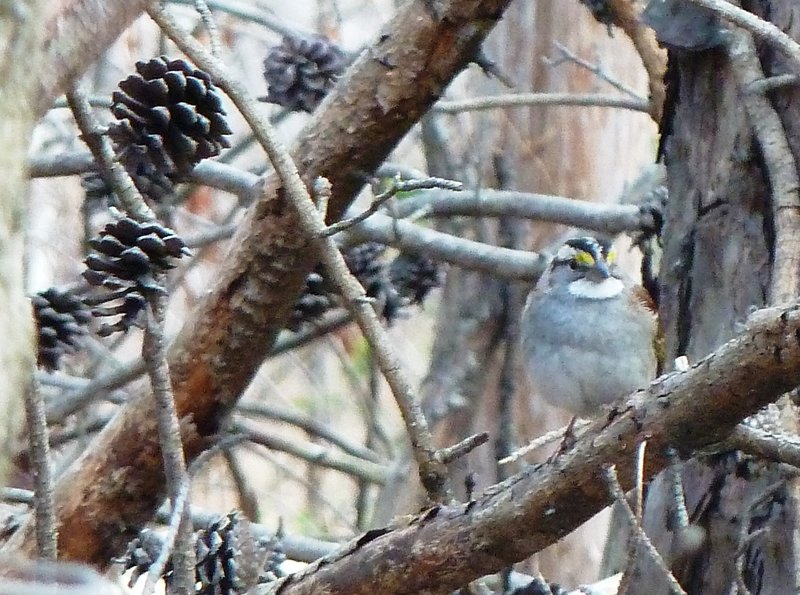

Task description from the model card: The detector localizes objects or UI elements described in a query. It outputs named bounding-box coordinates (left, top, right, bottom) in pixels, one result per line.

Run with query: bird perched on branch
left=521, top=236, right=658, bottom=418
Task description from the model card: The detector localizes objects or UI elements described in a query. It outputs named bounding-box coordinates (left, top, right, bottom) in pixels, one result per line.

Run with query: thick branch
left=255, top=303, right=800, bottom=595
left=35, top=0, right=148, bottom=117
left=6, top=0, right=517, bottom=565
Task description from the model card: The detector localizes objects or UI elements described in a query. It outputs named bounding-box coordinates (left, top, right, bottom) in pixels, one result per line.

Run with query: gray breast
left=521, top=288, right=656, bottom=416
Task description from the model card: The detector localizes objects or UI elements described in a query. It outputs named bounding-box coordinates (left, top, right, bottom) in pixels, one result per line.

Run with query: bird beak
left=591, top=259, right=611, bottom=280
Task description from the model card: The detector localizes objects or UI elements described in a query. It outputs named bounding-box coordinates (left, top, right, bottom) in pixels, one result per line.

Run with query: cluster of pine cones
left=288, top=243, right=441, bottom=331
left=36, top=48, right=442, bottom=370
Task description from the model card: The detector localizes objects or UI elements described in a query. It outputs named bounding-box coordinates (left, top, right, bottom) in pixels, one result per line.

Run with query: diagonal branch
left=252, top=303, right=800, bottom=595
left=6, top=0, right=518, bottom=565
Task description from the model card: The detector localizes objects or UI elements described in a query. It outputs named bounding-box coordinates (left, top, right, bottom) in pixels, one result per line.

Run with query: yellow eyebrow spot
left=606, top=249, right=617, bottom=264
left=573, top=251, right=595, bottom=266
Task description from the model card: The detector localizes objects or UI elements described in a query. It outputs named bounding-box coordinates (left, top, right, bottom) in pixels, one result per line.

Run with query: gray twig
left=236, top=402, right=383, bottom=463
left=193, top=0, right=222, bottom=57
left=545, top=41, right=644, bottom=101
left=231, top=419, right=388, bottom=484
left=23, top=375, right=57, bottom=559
left=142, top=291, right=195, bottom=595
left=64, top=85, right=155, bottom=222
left=687, top=0, right=800, bottom=70
left=322, top=176, right=464, bottom=237
left=726, top=27, right=800, bottom=304
left=604, top=465, right=687, bottom=595
left=437, top=432, right=490, bottom=465
left=434, top=92, right=651, bottom=114
left=143, top=477, right=191, bottom=595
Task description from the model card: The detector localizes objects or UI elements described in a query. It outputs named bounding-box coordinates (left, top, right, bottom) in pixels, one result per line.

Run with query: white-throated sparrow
left=521, top=236, right=658, bottom=417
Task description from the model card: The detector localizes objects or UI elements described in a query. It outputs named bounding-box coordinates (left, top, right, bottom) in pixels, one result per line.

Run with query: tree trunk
left=631, top=2, right=800, bottom=593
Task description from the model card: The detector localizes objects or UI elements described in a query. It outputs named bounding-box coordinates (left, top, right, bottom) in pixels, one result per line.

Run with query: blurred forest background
left=3, top=1, right=800, bottom=594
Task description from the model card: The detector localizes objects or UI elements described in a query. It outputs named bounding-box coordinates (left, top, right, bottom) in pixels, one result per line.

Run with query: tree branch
left=7, top=0, right=518, bottom=564
left=251, top=303, right=800, bottom=595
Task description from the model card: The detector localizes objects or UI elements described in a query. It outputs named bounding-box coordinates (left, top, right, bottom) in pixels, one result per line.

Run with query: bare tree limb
left=726, top=27, right=800, bottom=304
left=433, top=92, right=651, bottom=114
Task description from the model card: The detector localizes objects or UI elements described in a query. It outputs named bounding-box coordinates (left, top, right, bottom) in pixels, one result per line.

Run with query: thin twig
left=23, top=376, right=57, bottom=559
left=169, top=0, right=312, bottom=38
left=433, top=92, right=650, bottom=114
left=231, top=419, right=388, bottom=484
left=322, top=176, right=463, bottom=237
left=64, top=85, right=155, bottom=222
left=726, top=27, right=800, bottom=304
left=387, top=188, right=657, bottom=233
left=142, top=477, right=191, bottom=595
left=665, top=447, right=689, bottom=530
left=436, top=432, right=490, bottom=465
left=193, top=0, right=222, bottom=57
left=346, top=212, right=546, bottom=282
left=142, top=291, right=195, bottom=595
left=498, top=420, right=590, bottom=465
left=147, top=3, right=450, bottom=502
left=187, top=433, right=248, bottom=476
left=729, top=424, right=800, bottom=470
left=544, top=41, right=644, bottom=101
left=237, top=402, right=383, bottom=463
left=604, top=465, right=687, bottom=595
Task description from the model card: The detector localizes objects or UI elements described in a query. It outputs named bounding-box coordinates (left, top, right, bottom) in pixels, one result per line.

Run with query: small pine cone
left=32, top=288, right=91, bottom=370
left=109, top=56, right=232, bottom=198
left=120, top=530, right=163, bottom=588
left=83, top=217, right=189, bottom=335
left=196, top=512, right=267, bottom=595
left=286, top=271, right=335, bottom=332
left=262, top=35, right=346, bottom=112
left=343, top=242, right=387, bottom=298
left=389, top=253, right=442, bottom=305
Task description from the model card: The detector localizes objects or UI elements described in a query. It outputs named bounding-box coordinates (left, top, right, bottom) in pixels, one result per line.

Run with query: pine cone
left=32, top=288, right=91, bottom=370
left=109, top=56, right=232, bottom=200
left=287, top=243, right=390, bottom=330
left=195, top=512, right=271, bottom=595
left=343, top=242, right=387, bottom=298
left=389, top=253, right=441, bottom=305
left=121, top=529, right=162, bottom=588
left=83, top=217, right=189, bottom=335
left=262, top=35, right=346, bottom=112
left=121, top=513, right=281, bottom=594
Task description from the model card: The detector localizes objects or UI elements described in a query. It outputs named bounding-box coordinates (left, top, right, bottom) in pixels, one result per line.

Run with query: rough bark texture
left=5, top=0, right=516, bottom=565
left=37, top=0, right=149, bottom=117
left=253, top=303, right=800, bottom=595
left=631, top=2, right=800, bottom=593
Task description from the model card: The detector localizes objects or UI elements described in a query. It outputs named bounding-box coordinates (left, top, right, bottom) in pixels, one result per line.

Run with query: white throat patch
left=568, top=277, right=624, bottom=299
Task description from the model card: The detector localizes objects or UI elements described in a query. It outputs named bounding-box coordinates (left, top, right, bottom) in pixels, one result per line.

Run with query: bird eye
left=569, top=260, right=578, bottom=270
